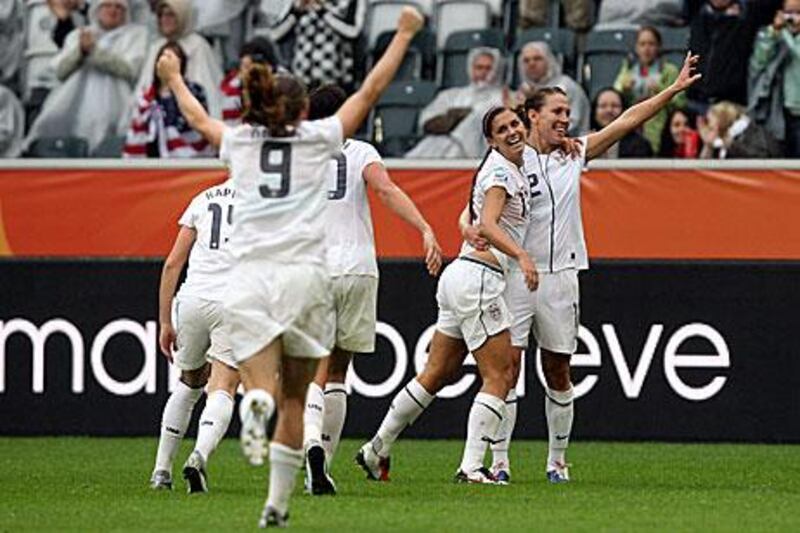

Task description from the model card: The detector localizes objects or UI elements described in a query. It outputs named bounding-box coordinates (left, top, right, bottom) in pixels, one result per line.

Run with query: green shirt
left=751, top=27, right=800, bottom=114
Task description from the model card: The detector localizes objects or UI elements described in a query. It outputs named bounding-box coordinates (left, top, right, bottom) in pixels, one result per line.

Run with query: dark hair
left=590, top=87, right=625, bottom=130
left=481, top=106, right=507, bottom=139
left=468, top=149, right=493, bottom=223
left=239, top=36, right=281, bottom=67
left=242, top=65, right=307, bottom=137
left=658, top=108, right=694, bottom=157
left=637, top=25, right=662, bottom=46
left=153, top=41, right=187, bottom=91
left=308, top=84, right=348, bottom=120
left=523, top=86, right=568, bottom=115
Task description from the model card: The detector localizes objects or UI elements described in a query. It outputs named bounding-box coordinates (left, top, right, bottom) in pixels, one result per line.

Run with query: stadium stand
left=368, top=80, right=437, bottom=156
left=372, top=28, right=437, bottom=81
left=581, top=29, right=638, bottom=98
left=433, top=0, right=492, bottom=48
left=26, top=136, right=88, bottom=158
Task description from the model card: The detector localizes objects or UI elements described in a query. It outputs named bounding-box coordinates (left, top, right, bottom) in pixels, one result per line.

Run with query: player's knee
left=181, top=365, right=209, bottom=388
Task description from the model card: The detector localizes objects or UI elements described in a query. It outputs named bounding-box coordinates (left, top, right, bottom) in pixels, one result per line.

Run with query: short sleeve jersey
left=219, top=117, right=343, bottom=264
left=324, top=139, right=383, bottom=278
left=176, top=181, right=236, bottom=301
left=521, top=138, right=589, bottom=273
left=460, top=149, right=530, bottom=272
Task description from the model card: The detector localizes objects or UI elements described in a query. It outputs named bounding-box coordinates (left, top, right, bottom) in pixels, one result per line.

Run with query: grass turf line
left=1, top=438, right=799, bottom=532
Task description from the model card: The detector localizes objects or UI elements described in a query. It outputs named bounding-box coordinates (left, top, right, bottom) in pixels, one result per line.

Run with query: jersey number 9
left=259, top=142, right=291, bottom=198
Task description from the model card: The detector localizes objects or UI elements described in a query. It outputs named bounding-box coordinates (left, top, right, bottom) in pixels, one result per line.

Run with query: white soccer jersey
left=459, top=149, right=530, bottom=272
left=324, top=138, right=383, bottom=278
left=521, top=139, right=589, bottom=273
left=176, top=180, right=236, bottom=301
left=219, top=117, right=343, bottom=264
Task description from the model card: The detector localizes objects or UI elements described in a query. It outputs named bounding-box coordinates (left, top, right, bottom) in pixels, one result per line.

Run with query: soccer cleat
left=258, top=504, right=288, bottom=529
left=240, top=396, right=269, bottom=466
left=304, top=445, right=336, bottom=495
left=149, top=469, right=173, bottom=490
left=491, top=462, right=511, bottom=485
left=546, top=461, right=570, bottom=484
left=182, top=450, right=208, bottom=494
left=454, top=467, right=498, bottom=484
left=355, top=443, right=390, bottom=481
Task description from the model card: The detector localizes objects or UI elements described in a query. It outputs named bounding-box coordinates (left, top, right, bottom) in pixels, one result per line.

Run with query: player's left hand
left=672, top=52, right=702, bottom=92
left=156, top=49, right=181, bottom=85
left=423, top=229, right=443, bottom=276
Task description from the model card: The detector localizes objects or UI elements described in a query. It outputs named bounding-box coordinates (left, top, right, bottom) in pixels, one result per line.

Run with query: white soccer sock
left=459, top=392, right=506, bottom=473
left=321, top=382, right=348, bottom=465
left=491, top=389, right=518, bottom=470
left=371, top=378, right=434, bottom=458
left=545, top=385, right=574, bottom=469
left=239, top=388, right=276, bottom=426
left=154, top=381, right=203, bottom=473
left=265, top=443, right=304, bottom=516
left=302, top=382, right=325, bottom=451
left=194, top=390, right=234, bottom=462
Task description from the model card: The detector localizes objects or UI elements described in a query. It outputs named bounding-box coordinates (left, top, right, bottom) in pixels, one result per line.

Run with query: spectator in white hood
left=406, top=47, right=505, bottom=158
left=25, top=0, right=148, bottom=153
left=129, top=0, right=223, bottom=121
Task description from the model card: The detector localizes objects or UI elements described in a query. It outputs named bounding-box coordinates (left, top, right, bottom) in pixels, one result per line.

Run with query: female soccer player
left=504, top=52, right=701, bottom=484
left=357, top=105, right=539, bottom=484
left=157, top=6, right=425, bottom=527
left=150, top=179, right=239, bottom=494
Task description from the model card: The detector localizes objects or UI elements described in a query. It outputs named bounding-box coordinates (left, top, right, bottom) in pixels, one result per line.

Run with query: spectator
left=1, top=0, right=24, bottom=87
left=658, top=108, right=701, bottom=157
left=515, top=41, right=590, bottom=136
left=131, top=0, right=223, bottom=120
left=750, top=0, right=800, bottom=157
left=48, top=0, right=90, bottom=49
left=688, top=0, right=759, bottom=111
left=590, top=88, right=654, bottom=158
left=24, top=0, right=148, bottom=154
left=595, top=0, right=684, bottom=29
left=519, top=0, right=592, bottom=31
left=0, top=85, right=24, bottom=157
left=220, top=37, right=283, bottom=127
left=614, top=26, right=686, bottom=152
left=406, top=47, right=504, bottom=158
left=123, top=42, right=213, bottom=158
left=698, top=101, right=783, bottom=157
left=193, top=0, right=251, bottom=68
left=269, top=0, right=366, bottom=92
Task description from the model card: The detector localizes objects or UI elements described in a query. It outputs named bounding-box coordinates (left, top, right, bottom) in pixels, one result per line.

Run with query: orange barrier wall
left=2, top=166, right=800, bottom=259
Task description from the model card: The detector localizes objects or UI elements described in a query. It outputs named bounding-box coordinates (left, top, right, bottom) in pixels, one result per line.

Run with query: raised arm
left=158, top=226, right=196, bottom=360
left=585, top=52, right=701, bottom=161
left=157, top=49, right=225, bottom=148
left=479, top=188, right=538, bottom=290
left=336, top=7, right=423, bottom=138
left=363, top=162, right=442, bottom=275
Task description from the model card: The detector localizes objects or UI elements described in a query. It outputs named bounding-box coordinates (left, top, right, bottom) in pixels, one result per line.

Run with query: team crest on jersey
left=492, top=168, right=508, bottom=182
left=487, top=302, right=502, bottom=322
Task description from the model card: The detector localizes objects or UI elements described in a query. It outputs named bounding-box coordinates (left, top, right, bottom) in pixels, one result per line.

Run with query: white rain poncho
left=406, top=47, right=504, bottom=159
left=25, top=0, right=148, bottom=153
left=0, top=85, right=24, bottom=157
left=516, top=41, right=590, bottom=136
left=594, top=0, right=683, bottom=30
left=130, top=0, right=223, bottom=121
left=0, top=0, right=24, bottom=86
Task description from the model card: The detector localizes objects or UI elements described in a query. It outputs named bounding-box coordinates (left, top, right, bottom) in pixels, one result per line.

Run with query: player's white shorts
left=331, top=275, right=378, bottom=354
left=172, top=295, right=236, bottom=370
left=507, top=268, right=579, bottom=353
left=435, top=257, right=512, bottom=352
left=224, top=259, right=334, bottom=362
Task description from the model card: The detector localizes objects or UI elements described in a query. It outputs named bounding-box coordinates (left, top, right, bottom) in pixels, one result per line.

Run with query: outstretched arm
left=586, top=52, right=701, bottom=161
left=157, top=50, right=225, bottom=148
left=336, top=7, right=423, bottom=138
left=364, top=162, right=442, bottom=275
left=158, top=226, right=195, bottom=361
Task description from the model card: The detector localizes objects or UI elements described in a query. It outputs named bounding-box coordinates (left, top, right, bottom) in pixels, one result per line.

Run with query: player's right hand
left=397, top=6, right=424, bottom=37
left=156, top=49, right=181, bottom=84
left=159, top=323, right=177, bottom=362
left=423, top=229, right=443, bottom=276
left=463, top=224, right=489, bottom=251
left=518, top=253, right=539, bottom=291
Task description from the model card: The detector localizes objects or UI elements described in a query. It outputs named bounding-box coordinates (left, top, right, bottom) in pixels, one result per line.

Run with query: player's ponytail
left=242, top=64, right=308, bottom=137
left=468, top=148, right=493, bottom=224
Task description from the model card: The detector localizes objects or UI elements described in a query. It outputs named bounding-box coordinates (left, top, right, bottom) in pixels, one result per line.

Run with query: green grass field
left=1, top=438, right=799, bottom=532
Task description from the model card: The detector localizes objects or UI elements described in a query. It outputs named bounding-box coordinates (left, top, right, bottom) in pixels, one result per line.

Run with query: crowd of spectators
left=0, top=0, right=798, bottom=159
